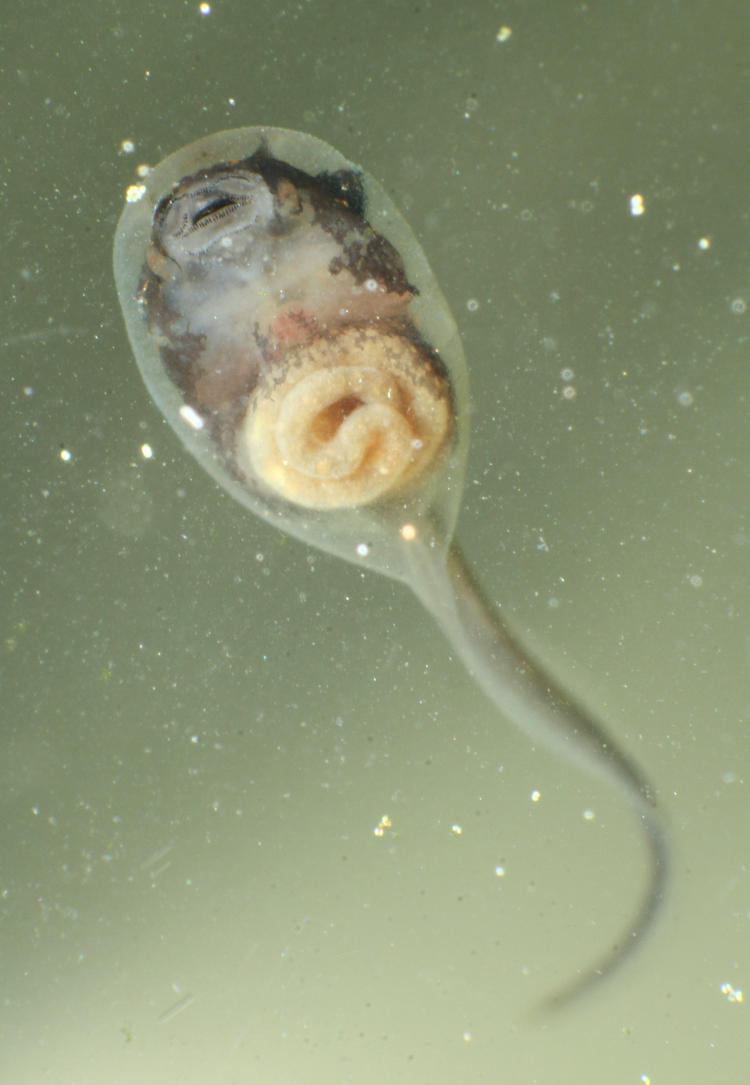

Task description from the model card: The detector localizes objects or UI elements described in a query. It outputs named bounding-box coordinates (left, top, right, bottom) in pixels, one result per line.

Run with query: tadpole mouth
left=191, top=194, right=241, bottom=230
left=155, top=171, right=275, bottom=259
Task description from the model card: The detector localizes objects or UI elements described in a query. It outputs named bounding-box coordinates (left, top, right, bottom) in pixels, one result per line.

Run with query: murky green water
left=3, top=2, right=749, bottom=1082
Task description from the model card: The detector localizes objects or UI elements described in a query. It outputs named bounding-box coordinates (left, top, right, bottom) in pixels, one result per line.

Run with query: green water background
left=2, top=1, right=749, bottom=1082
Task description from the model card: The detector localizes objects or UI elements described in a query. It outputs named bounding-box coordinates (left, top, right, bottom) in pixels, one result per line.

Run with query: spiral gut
left=237, top=325, right=451, bottom=509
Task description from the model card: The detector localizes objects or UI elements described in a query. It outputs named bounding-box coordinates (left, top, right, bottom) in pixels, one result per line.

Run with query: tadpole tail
left=527, top=805, right=669, bottom=1019
left=404, top=534, right=670, bottom=1015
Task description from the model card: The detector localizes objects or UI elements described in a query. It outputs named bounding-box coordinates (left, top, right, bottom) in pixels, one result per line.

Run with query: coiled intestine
left=237, top=325, right=451, bottom=509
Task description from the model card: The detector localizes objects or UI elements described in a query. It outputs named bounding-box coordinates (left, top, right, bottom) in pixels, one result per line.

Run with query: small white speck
left=495, top=865, right=505, bottom=877
left=179, top=404, right=205, bottom=430
left=199, top=2, right=211, bottom=14
left=125, top=182, right=147, bottom=204
left=720, top=982, right=743, bottom=1003
left=496, top=26, right=512, bottom=42
left=59, top=448, right=72, bottom=462
left=140, top=443, right=153, bottom=459
left=530, top=790, right=541, bottom=803
left=582, top=808, right=595, bottom=822
left=697, top=237, right=711, bottom=250
left=120, top=139, right=135, bottom=154
left=629, top=193, right=645, bottom=217
left=24, top=386, right=34, bottom=396
left=364, top=278, right=378, bottom=293
left=356, top=542, right=370, bottom=557
left=451, top=824, right=462, bottom=836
